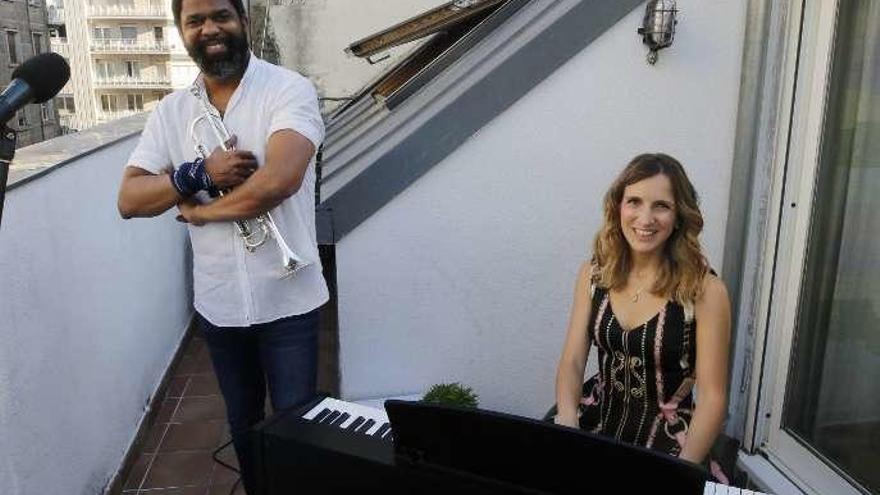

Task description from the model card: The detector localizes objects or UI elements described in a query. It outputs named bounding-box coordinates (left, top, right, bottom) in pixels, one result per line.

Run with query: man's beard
left=187, top=30, right=250, bottom=80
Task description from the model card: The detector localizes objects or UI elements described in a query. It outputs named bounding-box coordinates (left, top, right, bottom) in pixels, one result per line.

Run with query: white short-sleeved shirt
left=128, top=55, right=328, bottom=327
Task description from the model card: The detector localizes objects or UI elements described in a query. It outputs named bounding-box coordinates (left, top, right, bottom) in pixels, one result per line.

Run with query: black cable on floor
left=212, top=439, right=242, bottom=495
left=228, top=477, right=242, bottom=495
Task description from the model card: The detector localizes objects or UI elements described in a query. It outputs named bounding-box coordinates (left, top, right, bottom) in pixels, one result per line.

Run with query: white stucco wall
left=336, top=2, right=746, bottom=417
left=0, top=122, right=192, bottom=494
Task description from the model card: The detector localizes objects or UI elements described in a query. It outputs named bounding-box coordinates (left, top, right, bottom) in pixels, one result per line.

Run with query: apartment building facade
left=1, top=0, right=62, bottom=147
left=48, top=0, right=198, bottom=132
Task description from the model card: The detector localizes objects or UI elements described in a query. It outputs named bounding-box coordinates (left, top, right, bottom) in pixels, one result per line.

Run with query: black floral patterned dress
left=578, top=284, right=698, bottom=458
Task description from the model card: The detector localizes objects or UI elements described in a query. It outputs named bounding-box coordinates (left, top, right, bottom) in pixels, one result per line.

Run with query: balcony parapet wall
left=2, top=113, right=192, bottom=494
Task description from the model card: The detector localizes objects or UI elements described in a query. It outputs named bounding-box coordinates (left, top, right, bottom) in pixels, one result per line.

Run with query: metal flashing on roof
left=347, top=0, right=508, bottom=59
left=324, top=0, right=527, bottom=157
left=384, top=0, right=530, bottom=110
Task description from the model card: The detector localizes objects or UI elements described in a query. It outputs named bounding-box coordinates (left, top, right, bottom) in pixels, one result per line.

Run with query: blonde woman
left=555, top=153, right=731, bottom=476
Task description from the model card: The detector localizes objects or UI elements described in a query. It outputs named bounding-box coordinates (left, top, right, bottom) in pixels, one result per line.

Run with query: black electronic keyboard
left=301, top=397, right=394, bottom=441
left=254, top=397, right=768, bottom=495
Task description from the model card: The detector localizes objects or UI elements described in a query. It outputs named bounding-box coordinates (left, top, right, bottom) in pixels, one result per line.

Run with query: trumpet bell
left=280, top=256, right=311, bottom=279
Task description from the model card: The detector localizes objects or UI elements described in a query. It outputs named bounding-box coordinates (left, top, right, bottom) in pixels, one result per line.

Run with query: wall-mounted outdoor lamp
left=637, top=0, right=678, bottom=65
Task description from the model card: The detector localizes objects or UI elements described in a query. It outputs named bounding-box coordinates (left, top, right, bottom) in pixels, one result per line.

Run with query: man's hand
left=176, top=199, right=205, bottom=226
left=203, top=135, right=258, bottom=189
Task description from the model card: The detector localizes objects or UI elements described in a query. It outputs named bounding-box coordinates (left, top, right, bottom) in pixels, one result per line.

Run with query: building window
left=41, top=102, right=53, bottom=122
left=32, top=32, right=42, bottom=55
left=126, top=94, right=144, bottom=111
left=100, top=94, right=117, bottom=113
left=17, top=110, right=28, bottom=128
left=93, top=27, right=111, bottom=39
left=124, top=60, right=140, bottom=78
left=153, top=26, right=163, bottom=42
left=6, top=31, right=18, bottom=65
left=120, top=26, right=137, bottom=41
left=94, top=59, right=112, bottom=79
left=55, top=95, right=75, bottom=113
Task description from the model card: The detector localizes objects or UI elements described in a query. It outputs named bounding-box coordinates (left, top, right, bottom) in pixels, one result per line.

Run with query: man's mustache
left=196, top=37, right=229, bottom=50
left=186, top=29, right=248, bottom=79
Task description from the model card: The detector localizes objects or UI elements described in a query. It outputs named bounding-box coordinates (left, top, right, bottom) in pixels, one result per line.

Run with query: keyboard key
left=338, top=413, right=357, bottom=429
left=357, top=419, right=376, bottom=434
left=312, top=408, right=332, bottom=423
left=331, top=412, right=351, bottom=427
left=322, top=410, right=341, bottom=424
left=364, top=421, right=383, bottom=435
left=346, top=417, right=366, bottom=431
left=373, top=423, right=390, bottom=438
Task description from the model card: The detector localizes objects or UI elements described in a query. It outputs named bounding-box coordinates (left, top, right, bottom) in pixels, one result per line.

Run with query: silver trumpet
left=187, top=84, right=310, bottom=278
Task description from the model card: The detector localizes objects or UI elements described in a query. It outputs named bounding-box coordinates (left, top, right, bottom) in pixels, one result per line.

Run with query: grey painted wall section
left=720, top=0, right=790, bottom=440
left=322, top=0, right=644, bottom=241
left=0, top=124, right=192, bottom=494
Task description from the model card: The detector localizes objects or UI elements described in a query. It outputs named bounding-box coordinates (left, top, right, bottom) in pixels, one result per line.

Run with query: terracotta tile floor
left=110, top=334, right=245, bottom=495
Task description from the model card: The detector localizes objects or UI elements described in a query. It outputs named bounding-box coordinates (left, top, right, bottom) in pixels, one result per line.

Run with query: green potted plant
left=422, top=382, right=479, bottom=408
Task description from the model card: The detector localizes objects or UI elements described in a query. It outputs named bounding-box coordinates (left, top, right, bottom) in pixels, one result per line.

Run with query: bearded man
left=117, top=0, right=326, bottom=491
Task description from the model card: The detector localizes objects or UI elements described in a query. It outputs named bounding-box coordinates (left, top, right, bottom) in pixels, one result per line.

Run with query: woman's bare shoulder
left=696, top=272, right=730, bottom=312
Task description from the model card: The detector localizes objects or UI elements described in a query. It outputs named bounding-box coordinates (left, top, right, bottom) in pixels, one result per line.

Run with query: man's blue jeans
left=198, top=309, right=320, bottom=495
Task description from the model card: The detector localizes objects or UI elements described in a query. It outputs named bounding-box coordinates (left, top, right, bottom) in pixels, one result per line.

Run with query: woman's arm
left=679, top=275, right=731, bottom=463
left=554, top=261, right=594, bottom=427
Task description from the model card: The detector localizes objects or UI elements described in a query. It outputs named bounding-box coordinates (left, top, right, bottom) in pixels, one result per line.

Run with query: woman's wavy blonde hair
left=592, top=153, right=709, bottom=303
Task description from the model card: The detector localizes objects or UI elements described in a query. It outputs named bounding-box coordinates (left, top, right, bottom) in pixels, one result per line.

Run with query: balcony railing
left=93, top=76, right=171, bottom=89
left=47, top=6, right=65, bottom=24
left=91, top=38, right=169, bottom=53
left=97, top=109, right=146, bottom=122
left=49, top=37, right=69, bottom=58
left=87, top=5, right=167, bottom=18
left=58, top=114, right=75, bottom=130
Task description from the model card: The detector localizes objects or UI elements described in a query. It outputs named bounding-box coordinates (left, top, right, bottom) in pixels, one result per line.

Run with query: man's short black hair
left=172, top=0, right=247, bottom=27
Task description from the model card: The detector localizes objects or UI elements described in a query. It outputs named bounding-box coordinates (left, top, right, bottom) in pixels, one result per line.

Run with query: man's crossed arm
left=118, top=130, right=314, bottom=223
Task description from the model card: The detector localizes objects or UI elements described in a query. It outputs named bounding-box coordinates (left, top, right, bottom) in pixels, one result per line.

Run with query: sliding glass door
left=757, top=1, right=880, bottom=494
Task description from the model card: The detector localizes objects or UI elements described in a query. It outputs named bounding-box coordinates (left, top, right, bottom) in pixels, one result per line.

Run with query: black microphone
left=0, top=52, right=70, bottom=125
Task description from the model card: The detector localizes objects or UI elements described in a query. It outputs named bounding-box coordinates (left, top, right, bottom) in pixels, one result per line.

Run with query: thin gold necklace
left=630, top=274, right=655, bottom=302
left=631, top=285, right=647, bottom=302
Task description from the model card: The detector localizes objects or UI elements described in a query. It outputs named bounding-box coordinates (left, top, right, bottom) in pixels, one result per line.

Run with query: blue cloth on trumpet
left=170, top=157, right=214, bottom=197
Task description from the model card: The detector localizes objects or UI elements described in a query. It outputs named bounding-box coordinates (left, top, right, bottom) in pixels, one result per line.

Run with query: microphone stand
left=0, top=124, right=16, bottom=229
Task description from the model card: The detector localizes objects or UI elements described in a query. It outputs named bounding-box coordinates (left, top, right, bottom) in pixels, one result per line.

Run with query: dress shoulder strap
left=682, top=300, right=695, bottom=324
left=681, top=268, right=718, bottom=324
left=682, top=267, right=718, bottom=323
left=588, top=260, right=600, bottom=299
